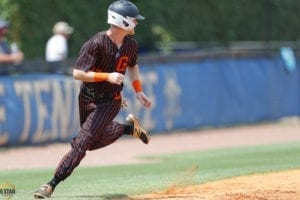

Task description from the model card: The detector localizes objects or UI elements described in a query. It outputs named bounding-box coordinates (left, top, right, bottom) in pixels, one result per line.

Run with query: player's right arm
left=73, top=35, right=124, bottom=85
left=73, top=69, right=124, bottom=85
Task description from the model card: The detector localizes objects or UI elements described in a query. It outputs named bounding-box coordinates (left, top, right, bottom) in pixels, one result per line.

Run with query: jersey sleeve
left=75, top=38, right=100, bottom=72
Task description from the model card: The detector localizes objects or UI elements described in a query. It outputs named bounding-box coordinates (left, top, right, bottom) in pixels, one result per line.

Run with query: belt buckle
left=86, top=89, right=97, bottom=98
left=87, top=89, right=105, bottom=99
left=85, top=88, right=117, bottom=99
left=86, top=89, right=94, bottom=97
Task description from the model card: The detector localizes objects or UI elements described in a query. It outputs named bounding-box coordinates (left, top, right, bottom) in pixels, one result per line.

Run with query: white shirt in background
left=45, top=34, right=67, bottom=62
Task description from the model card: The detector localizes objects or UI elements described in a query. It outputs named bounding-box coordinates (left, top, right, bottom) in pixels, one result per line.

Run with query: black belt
left=81, top=87, right=120, bottom=100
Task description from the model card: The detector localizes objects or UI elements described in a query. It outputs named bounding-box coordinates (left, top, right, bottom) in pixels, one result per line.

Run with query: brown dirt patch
left=137, top=169, right=300, bottom=200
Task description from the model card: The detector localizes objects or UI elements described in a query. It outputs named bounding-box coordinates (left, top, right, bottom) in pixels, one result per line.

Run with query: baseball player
left=34, top=0, right=151, bottom=198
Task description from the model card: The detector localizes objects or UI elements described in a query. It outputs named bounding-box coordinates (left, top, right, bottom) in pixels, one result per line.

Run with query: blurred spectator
left=0, top=18, right=24, bottom=75
left=45, top=21, right=73, bottom=74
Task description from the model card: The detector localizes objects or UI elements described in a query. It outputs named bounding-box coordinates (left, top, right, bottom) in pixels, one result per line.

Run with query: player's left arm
left=127, top=64, right=151, bottom=109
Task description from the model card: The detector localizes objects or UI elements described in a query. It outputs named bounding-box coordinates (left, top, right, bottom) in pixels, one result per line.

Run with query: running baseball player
left=34, top=0, right=151, bottom=198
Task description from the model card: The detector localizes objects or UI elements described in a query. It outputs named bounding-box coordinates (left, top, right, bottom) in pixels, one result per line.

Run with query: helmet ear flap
left=107, top=10, right=136, bottom=31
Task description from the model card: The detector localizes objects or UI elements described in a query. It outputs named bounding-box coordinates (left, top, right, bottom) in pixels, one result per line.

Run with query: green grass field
left=1, top=141, right=300, bottom=200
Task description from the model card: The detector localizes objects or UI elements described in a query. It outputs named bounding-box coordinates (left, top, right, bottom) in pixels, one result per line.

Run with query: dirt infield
left=138, top=169, right=300, bottom=200
left=1, top=119, right=300, bottom=199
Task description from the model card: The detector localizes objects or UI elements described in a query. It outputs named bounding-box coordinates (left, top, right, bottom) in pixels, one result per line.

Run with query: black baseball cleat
left=126, top=114, right=150, bottom=144
left=33, top=184, right=53, bottom=199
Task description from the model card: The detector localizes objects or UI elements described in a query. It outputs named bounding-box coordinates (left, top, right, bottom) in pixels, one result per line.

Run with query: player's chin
left=128, top=29, right=135, bottom=35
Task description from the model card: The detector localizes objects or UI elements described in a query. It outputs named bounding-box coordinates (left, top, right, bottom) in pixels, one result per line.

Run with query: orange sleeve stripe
left=93, top=72, right=109, bottom=82
left=132, top=80, right=143, bottom=93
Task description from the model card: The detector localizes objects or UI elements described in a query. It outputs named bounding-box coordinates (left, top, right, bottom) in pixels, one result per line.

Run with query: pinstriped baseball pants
left=54, top=92, right=124, bottom=180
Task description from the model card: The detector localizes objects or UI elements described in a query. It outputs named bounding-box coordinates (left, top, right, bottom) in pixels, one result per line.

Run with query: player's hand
left=108, top=72, right=124, bottom=85
left=136, top=92, right=151, bottom=109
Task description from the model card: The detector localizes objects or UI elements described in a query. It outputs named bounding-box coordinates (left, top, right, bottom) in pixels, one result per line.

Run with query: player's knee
left=71, top=139, right=88, bottom=153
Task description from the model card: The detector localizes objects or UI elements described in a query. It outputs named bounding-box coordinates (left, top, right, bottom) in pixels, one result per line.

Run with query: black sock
left=124, top=124, right=133, bottom=135
left=47, top=177, right=61, bottom=189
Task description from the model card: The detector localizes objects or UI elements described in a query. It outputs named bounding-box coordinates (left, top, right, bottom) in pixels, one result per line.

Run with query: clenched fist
left=108, top=72, right=124, bottom=85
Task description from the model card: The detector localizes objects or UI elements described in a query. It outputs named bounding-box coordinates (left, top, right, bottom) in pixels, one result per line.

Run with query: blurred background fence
left=0, top=47, right=299, bottom=146
left=0, top=0, right=300, bottom=146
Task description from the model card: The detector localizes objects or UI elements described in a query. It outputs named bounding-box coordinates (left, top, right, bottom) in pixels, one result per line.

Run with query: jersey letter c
left=116, top=56, right=129, bottom=72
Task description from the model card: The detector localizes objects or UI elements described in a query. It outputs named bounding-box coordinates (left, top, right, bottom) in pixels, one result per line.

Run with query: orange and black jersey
left=75, top=31, right=138, bottom=93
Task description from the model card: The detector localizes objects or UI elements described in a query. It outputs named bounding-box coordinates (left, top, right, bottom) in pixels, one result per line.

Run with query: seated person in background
left=45, top=21, right=73, bottom=74
left=0, top=18, right=24, bottom=75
